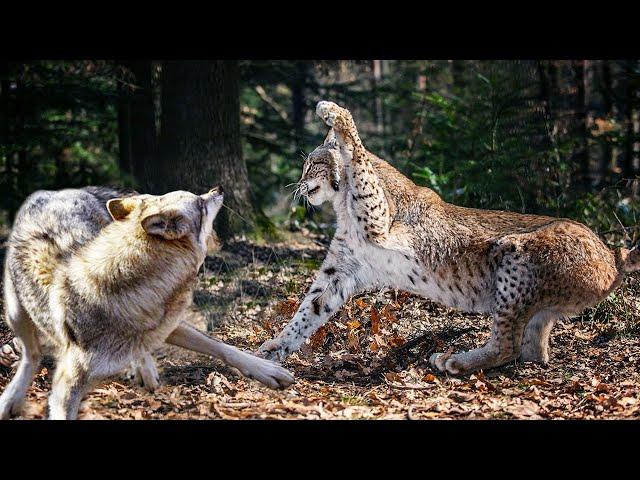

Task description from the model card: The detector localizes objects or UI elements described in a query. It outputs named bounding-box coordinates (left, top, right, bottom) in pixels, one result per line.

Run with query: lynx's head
left=297, top=130, right=343, bottom=206
left=105, top=187, right=224, bottom=257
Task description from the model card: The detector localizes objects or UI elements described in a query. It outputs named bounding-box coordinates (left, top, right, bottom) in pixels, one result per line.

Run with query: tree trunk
left=158, top=60, right=270, bottom=239
left=291, top=61, right=308, bottom=145
left=599, top=60, right=613, bottom=184
left=572, top=60, right=590, bottom=190
left=623, top=60, right=637, bottom=179
left=117, top=80, right=132, bottom=176
left=0, top=64, right=11, bottom=213
left=122, top=61, right=157, bottom=192
left=372, top=60, right=385, bottom=134
left=451, top=60, right=465, bottom=92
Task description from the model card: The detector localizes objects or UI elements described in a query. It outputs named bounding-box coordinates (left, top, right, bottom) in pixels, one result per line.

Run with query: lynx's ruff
left=1, top=186, right=293, bottom=420
left=258, top=101, right=640, bottom=375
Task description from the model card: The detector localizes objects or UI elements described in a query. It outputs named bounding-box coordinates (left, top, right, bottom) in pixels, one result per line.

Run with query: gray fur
left=1, top=186, right=293, bottom=419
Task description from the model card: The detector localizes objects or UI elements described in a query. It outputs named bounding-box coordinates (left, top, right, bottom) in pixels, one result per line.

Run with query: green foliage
left=1, top=61, right=127, bottom=221
left=2, top=60, right=639, bottom=246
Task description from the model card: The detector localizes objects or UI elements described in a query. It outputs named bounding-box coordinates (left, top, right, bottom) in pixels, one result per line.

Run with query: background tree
left=156, top=60, right=271, bottom=239
left=1, top=59, right=639, bottom=246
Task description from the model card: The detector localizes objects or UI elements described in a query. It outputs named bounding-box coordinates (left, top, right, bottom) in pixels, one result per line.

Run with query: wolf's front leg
left=166, top=323, right=295, bottom=389
left=258, top=247, right=364, bottom=362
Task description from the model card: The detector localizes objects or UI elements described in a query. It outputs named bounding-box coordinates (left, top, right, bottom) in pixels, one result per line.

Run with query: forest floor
left=1, top=230, right=640, bottom=420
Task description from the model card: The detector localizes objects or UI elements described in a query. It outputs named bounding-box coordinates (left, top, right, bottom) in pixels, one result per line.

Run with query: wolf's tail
left=616, top=246, right=640, bottom=273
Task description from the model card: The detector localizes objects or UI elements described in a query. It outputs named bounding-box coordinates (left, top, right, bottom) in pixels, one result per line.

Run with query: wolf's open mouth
left=307, top=186, right=320, bottom=196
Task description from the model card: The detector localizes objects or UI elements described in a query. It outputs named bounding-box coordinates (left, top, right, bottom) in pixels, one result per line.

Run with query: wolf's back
left=7, top=187, right=135, bottom=304
left=10, top=188, right=126, bottom=252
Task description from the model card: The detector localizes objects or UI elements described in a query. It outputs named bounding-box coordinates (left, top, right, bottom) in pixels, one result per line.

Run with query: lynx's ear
left=141, top=210, right=190, bottom=240
left=106, top=197, right=140, bottom=221
left=323, top=128, right=339, bottom=149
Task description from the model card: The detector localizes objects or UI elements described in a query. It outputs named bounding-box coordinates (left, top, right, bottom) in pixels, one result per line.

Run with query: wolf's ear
left=141, top=211, right=190, bottom=240
left=106, top=197, right=139, bottom=221
left=323, top=128, right=339, bottom=149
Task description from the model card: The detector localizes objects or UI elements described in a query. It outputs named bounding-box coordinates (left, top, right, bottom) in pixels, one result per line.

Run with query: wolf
left=1, top=186, right=293, bottom=419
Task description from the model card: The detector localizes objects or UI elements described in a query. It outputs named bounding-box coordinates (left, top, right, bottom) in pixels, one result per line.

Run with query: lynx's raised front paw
left=316, top=101, right=351, bottom=129
left=429, top=352, right=464, bottom=376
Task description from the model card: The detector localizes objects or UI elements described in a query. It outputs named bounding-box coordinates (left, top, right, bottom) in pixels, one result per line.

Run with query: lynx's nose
left=209, top=186, right=224, bottom=195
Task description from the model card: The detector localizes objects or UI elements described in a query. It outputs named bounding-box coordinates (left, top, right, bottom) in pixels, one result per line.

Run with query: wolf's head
left=105, top=187, right=224, bottom=257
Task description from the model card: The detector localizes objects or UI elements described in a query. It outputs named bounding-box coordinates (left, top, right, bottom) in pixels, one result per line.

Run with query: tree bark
left=122, top=61, right=157, bottom=192
left=157, top=60, right=269, bottom=239
left=599, top=60, right=613, bottom=184
left=622, top=60, right=637, bottom=178
left=291, top=61, right=308, bottom=145
left=372, top=60, right=385, bottom=134
left=572, top=60, right=590, bottom=190
left=117, top=80, right=132, bottom=176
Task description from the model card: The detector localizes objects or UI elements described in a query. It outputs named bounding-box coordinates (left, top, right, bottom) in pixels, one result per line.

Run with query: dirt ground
left=1, top=232, right=639, bottom=420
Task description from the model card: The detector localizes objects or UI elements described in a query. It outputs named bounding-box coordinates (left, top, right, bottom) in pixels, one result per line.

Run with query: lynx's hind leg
left=0, top=271, right=42, bottom=419
left=430, top=308, right=528, bottom=375
left=520, top=310, right=557, bottom=364
left=430, top=246, right=534, bottom=375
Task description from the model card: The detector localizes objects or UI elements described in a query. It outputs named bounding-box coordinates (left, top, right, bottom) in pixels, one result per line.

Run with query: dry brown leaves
left=1, top=235, right=639, bottom=420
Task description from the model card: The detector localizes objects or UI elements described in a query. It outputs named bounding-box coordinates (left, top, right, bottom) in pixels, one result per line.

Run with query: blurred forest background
left=1, top=60, right=639, bottom=245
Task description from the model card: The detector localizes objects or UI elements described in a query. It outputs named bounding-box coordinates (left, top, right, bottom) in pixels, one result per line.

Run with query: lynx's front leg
left=258, top=243, right=365, bottom=362
left=316, top=101, right=392, bottom=245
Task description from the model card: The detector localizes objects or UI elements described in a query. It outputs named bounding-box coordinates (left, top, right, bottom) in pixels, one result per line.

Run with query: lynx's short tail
left=616, top=246, right=640, bottom=273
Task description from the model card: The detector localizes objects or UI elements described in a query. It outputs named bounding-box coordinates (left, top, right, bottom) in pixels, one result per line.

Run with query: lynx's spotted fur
left=258, top=100, right=640, bottom=375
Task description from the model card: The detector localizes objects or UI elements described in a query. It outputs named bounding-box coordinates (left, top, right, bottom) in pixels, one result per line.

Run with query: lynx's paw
left=256, top=338, right=289, bottom=363
left=316, top=101, right=352, bottom=130
left=429, top=352, right=464, bottom=376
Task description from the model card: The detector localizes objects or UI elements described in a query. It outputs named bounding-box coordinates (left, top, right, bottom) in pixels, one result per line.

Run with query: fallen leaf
left=370, top=306, right=381, bottom=334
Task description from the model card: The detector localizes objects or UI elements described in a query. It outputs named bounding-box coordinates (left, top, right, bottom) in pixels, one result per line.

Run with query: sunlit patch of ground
left=1, top=233, right=639, bottom=419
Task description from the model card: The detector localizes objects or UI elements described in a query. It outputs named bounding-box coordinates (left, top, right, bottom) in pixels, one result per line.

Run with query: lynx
left=258, top=100, right=640, bottom=376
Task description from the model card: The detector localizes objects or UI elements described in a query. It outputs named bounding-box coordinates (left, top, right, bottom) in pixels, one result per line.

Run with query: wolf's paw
left=0, top=338, right=21, bottom=369
left=240, top=355, right=295, bottom=390
left=124, top=355, right=160, bottom=392
left=0, top=392, right=24, bottom=419
left=429, top=352, right=464, bottom=376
